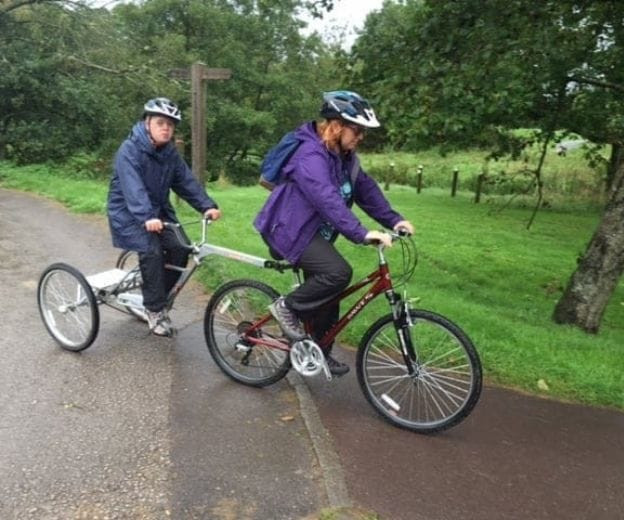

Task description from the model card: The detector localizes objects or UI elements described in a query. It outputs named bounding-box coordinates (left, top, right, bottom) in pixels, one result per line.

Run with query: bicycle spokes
left=357, top=310, right=482, bottom=433
left=204, top=280, right=291, bottom=387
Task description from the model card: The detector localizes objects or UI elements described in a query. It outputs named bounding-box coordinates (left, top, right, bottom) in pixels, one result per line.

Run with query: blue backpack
left=259, top=131, right=361, bottom=191
left=259, top=132, right=301, bottom=191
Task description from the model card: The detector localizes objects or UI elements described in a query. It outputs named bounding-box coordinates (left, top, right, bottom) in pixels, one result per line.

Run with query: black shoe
left=268, top=297, right=305, bottom=340
left=326, top=354, right=350, bottom=376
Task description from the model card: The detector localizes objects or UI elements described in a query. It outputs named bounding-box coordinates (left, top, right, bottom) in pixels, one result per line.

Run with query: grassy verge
left=2, top=161, right=622, bottom=410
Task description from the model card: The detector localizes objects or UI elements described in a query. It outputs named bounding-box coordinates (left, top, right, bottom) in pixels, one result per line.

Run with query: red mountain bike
left=204, top=232, right=482, bottom=433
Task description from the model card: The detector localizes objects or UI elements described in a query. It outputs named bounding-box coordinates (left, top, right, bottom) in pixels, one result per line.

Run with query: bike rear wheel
left=115, top=250, right=146, bottom=321
left=357, top=309, right=482, bottom=433
left=37, top=262, right=99, bottom=351
left=204, top=279, right=290, bottom=387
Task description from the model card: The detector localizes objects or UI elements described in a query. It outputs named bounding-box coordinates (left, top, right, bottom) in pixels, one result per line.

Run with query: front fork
left=385, top=290, right=418, bottom=375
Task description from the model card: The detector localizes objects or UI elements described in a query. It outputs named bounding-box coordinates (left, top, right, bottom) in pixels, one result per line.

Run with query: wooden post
left=191, top=63, right=207, bottom=184
left=417, top=164, right=423, bottom=194
left=451, top=167, right=459, bottom=197
left=475, top=173, right=485, bottom=203
left=169, top=63, right=232, bottom=184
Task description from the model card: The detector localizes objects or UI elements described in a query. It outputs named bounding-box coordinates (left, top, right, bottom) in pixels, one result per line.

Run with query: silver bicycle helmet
left=320, top=90, right=380, bottom=128
left=143, top=97, right=182, bottom=123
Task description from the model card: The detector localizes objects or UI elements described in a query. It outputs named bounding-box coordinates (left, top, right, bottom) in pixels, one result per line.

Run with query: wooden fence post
left=451, top=167, right=459, bottom=197
left=475, top=173, right=485, bottom=203
left=417, top=164, right=423, bottom=193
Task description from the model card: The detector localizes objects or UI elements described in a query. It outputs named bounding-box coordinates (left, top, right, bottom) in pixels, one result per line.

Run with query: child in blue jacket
left=108, top=97, right=221, bottom=336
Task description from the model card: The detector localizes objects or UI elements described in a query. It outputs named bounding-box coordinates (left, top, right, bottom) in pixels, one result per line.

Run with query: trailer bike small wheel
left=204, top=279, right=291, bottom=387
left=115, top=250, right=146, bottom=321
left=357, top=309, right=482, bottom=433
left=37, top=262, right=100, bottom=352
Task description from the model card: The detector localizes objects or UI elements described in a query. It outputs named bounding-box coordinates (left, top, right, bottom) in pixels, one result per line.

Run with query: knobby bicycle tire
left=37, top=262, right=100, bottom=352
left=204, top=279, right=291, bottom=387
left=357, top=309, right=482, bottom=433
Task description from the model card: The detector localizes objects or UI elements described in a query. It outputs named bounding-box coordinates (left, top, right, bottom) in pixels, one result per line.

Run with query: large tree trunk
left=606, top=143, right=623, bottom=193
left=553, top=161, right=624, bottom=332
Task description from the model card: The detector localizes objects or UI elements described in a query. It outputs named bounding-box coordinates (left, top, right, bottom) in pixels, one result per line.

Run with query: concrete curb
left=287, top=372, right=352, bottom=509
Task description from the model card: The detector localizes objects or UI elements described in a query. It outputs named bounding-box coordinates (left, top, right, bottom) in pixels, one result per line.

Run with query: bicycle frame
left=161, top=220, right=273, bottom=308
left=309, top=258, right=395, bottom=350
left=240, top=238, right=418, bottom=373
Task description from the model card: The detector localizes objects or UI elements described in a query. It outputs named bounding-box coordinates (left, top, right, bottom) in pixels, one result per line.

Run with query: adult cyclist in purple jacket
left=254, top=91, right=414, bottom=375
left=108, top=97, right=221, bottom=337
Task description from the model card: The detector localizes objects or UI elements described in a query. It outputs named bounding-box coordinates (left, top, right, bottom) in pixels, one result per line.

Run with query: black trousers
left=285, top=234, right=353, bottom=346
left=138, top=226, right=190, bottom=312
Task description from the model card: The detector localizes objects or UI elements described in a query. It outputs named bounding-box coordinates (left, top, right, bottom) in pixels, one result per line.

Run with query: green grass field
left=1, top=159, right=622, bottom=410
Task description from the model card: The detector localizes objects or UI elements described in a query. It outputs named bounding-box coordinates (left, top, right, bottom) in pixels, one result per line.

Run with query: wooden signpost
left=169, top=63, right=232, bottom=183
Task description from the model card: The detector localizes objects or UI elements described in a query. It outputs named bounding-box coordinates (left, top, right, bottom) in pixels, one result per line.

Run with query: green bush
left=225, top=158, right=261, bottom=186
left=62, top=152, right=111, bottom=180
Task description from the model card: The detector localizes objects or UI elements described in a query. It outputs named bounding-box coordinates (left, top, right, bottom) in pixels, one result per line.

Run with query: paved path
left=307, top=347, right=624, bottom=520
left=0, top=189, right=323, bottom=519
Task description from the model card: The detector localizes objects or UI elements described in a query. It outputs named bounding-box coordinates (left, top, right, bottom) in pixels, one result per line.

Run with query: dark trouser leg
left=161, top=225, right=190, bottom=294
left=139, top=226, right=190, bottom=312
left=285, top=235, right=352, bottom=346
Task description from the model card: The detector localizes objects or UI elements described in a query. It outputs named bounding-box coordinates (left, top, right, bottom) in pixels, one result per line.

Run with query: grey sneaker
left=146, top=310, right=173, bottom=337
left=268, top=297, right=305, bottom=340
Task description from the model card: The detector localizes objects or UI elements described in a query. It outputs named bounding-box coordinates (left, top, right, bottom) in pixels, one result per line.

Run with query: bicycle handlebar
left=363, top=229, right=412, bottom=247
left=163, top=220, right=202, bottom=251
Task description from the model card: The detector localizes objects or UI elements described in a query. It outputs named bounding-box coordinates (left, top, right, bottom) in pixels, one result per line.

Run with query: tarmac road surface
left=0, top=189, right=323, bottom=519
left=307, top=347, right=624, bottom=520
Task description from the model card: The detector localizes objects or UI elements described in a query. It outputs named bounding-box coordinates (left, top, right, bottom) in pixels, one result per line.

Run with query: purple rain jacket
left=254, top=121, right=404, bottom=264
left=107, top=121, right=217, bottom=252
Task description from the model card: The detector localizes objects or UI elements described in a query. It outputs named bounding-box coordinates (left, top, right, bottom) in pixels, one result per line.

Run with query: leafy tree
left=349, top=0, right=624, bottom=332
left=0, top=0, right=336, bottom=176
left=0, top=1, right=139, bottom=163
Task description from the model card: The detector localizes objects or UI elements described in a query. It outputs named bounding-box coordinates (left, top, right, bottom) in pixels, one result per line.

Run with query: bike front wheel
left=357, top=309, right=482, bottom=433
left=204, top=279, right=291, bottom=387
left=37, top=262, right=100, bottom=351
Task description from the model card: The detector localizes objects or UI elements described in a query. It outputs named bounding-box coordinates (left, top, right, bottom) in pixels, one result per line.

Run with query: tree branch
left=0, top=0, right=58, bottom=16
left=567, top=75, right=624, bottom=94
left=65, top=54, right=129, bottom=74
left=0, top=0, right=90, bottom=16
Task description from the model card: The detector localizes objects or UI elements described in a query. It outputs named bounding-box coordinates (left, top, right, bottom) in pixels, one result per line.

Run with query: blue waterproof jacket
left=107, top=122, right=217, bottom=252
left=254, top=122, right=404, bottom=264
